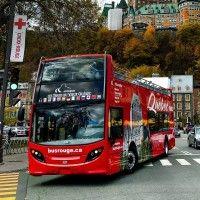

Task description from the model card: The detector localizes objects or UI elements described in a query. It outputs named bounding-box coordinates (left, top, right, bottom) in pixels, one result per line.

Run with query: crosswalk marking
left=0, top=188, right=17, bottom=192
left=160, top=159, right=172, bottom=166
left=176, top=159, right=191, bottom=165
left=180, top=151, right=192, bottom=155
left=0, top=173, right=19, bottom=177
left=193, top=158, right=200, bottom=164
left=0, top=178, right=18, bottom=181
left=0, top=183, right=18, bottom=187
left=143, top=158, right=200, bottom=167
left=0, top=172, right=19, bottom=200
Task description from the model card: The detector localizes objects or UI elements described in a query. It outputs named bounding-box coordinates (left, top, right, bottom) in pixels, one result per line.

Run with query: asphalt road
left=20, top=134, right=200, bottom=200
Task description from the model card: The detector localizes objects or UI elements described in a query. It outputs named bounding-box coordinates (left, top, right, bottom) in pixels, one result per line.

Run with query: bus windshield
left=32, top=56, right=106, bottom=145
left=32, top=103, right=104, bottom=145
left=39, top=57, right=104, bottom=82
left=35, top=57, right=105, bottom=104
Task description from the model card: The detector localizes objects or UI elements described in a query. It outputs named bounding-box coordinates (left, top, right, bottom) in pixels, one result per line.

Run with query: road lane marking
left=180, top=151, right=192, bottom=155
left=0, top=178, right=18, bottom=181
left=0, top=173, right=18, bottom=176
left=160, top=159, right=172, bottom=166
left=0, top=187, right=17, bottom=192
left=0, top=173, right=19, bottom=200
left=193, top=158, right=200, bottom=164
left=0, top=180, right=18, bottom=184
left=169, top=153, right=200, bottom=156
left=176, top=159, right=191, bottom=165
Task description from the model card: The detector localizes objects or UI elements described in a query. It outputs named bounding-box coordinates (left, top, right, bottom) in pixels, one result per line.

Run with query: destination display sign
left=37, top=81, right=104, bottom=103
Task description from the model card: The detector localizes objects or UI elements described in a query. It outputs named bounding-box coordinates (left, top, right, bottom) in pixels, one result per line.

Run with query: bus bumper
left=28, top=155, right=110, bottom=176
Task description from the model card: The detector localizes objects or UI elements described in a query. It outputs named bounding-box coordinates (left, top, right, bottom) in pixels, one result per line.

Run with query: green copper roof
left=135, top=3, right=179, bottom=15
left=116, top=0, right=128, bottom=9
left=102, top=3, right=113, bottom=17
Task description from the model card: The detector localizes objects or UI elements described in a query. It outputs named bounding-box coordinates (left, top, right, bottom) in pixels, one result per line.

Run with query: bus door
left=108, top=107, right=124, bottom=173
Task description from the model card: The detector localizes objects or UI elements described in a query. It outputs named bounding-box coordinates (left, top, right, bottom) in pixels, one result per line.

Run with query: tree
left=177, top=22, right=200, bottom=47
left=155, top=31, right=176, bottom=71
left=128, top=65, right=161, bottom=80
left=123, top=37, right=152, bottom=67
left=0, top=0, right=103, bottom=81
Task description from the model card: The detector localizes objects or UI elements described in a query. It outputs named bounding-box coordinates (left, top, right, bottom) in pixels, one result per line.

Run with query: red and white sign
left=147, top=93, right=173, bottom=113
left=10, top=15, right=27, bottom=62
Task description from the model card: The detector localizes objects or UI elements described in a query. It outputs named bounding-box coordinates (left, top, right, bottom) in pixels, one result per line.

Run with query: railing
left=132, top=78, right=172, bottom=96
left=3, top=136, right=28, bottom=155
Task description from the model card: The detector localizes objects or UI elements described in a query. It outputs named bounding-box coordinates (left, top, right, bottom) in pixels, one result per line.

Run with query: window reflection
left=33, top=103, right=104, bottom=145
left=40, top=58, right=104, bottom=82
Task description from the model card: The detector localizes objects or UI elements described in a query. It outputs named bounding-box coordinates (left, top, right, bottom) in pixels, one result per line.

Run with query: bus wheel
left=125, top=150, right=138, bottom=173
left=164, top=141, right=169, bottom=156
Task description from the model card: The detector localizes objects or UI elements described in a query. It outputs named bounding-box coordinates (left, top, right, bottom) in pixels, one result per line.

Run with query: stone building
left=193, top=81, right=200, bottom=124
left=179, top=0, right=200, bottom=24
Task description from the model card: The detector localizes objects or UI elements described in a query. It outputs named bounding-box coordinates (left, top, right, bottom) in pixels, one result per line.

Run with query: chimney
left=112, top=1, right=115, bottom=8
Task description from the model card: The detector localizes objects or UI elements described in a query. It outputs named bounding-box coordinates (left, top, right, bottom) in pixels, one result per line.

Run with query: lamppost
left=0, top=0, right=16, bottom=164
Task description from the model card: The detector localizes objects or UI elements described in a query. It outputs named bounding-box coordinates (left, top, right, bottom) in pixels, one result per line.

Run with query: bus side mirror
left=18, top=106, right=25, bottom=121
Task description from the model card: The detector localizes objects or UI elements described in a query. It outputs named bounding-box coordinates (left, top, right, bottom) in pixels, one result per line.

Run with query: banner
left=10, top=15, right=27, bottom=62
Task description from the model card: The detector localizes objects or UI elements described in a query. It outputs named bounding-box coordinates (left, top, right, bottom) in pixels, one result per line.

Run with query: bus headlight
left=31, top=149, right=45, bottom=163
left=86, top=147, right=103, bottom=162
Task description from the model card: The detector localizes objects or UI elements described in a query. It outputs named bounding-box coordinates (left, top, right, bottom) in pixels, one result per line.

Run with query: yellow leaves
left=123, top=37, right=143, bottom=59
left=143, top=25, right=156, bottom=42
left=128, top=65, right=161, bottom=80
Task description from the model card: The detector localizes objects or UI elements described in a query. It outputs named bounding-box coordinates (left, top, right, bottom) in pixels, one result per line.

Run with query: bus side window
left=110, top=108, right=123, bottom=139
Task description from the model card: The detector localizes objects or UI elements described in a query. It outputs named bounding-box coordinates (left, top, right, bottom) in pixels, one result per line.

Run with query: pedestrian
left=8, top=127, right=12, bottom=142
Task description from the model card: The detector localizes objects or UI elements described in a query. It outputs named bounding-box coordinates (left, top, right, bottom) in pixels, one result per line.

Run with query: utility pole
left=0, top=0, right=16, bottom=164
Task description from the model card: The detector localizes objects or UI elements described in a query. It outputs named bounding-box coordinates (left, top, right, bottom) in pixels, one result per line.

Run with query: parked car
left=3, top=126, right=11, bottom=134
left=2, top=126, right=11, bottom=139
left=174, top=128, right=183, bottom=138
left=10, top=126, right=27, bottom=137
left=187, top=126, right=200, bottom=149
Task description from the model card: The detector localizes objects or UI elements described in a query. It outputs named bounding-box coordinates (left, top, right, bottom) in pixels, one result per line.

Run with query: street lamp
left=0, top=0, right=16, bottom=164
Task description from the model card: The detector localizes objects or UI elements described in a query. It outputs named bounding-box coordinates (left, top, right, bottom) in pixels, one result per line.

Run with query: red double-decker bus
left=28, top=54, right=175, bottom=176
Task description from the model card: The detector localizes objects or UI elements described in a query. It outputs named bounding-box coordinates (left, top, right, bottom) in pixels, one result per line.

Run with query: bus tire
left=164, top=140, right=169, bottom=156
left=125, top=148, right=138, bottom=174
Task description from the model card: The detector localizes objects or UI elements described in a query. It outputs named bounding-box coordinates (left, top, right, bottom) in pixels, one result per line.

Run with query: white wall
left=108, top=9, right=123, bottom=30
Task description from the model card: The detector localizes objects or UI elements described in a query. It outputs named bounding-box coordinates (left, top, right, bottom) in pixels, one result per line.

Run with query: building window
left=185, top=94, right=190, bottom=101
left=185, top=102, right=191, bottom=110
left=177, top=94, right=182, bottom=101
left=177, top=102, right=182, bottom=110
left=177, top=111, right=182, bottom=118
left=186, top=112, right=191, bottom=118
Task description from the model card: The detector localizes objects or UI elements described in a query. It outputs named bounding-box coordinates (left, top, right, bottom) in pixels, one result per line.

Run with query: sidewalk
left=0, top=153, right=28, bottom=173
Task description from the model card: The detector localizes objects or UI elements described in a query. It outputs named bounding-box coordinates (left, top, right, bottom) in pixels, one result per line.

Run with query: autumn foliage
left=0, top=0, right=200, bottom=82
